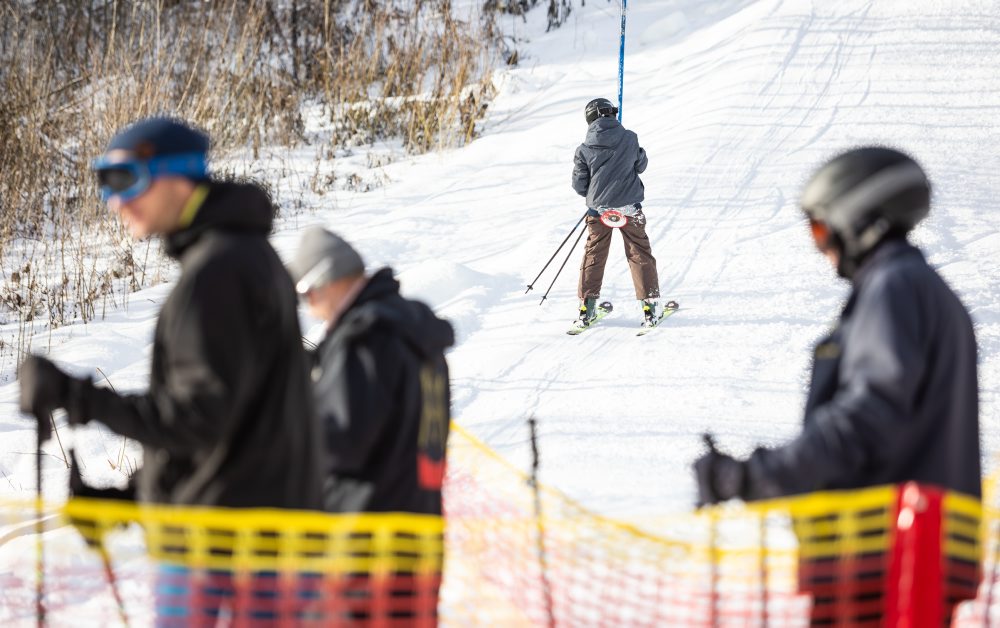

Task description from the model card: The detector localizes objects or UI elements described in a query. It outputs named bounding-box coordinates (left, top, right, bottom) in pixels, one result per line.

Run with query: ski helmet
left=585, top=98, right=618, bottom=125
left=800, top=147, right=930, bottom=278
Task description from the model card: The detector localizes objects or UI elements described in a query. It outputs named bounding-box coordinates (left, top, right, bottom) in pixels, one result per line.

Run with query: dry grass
left=0, top=0, right=501, bottom=374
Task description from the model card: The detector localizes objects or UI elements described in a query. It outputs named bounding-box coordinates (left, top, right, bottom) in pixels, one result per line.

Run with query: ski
left=636, top=300, right=679, bottom=336
left=567, top=302, right=613, bottom=335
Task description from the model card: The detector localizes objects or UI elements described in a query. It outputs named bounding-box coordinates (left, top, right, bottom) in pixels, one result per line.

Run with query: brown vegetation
left=0, top=0, right=500, bottom=370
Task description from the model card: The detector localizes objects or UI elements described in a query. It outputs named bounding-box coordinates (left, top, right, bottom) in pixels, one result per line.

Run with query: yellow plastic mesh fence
left=0, top=424, right=993, bottom=626
left=444, top=426, right=988, bottom=626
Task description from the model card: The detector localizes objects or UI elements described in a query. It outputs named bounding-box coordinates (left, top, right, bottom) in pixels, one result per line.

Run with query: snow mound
left=638, top=12, right=690, bottom=46
left=397, top=260, right=506, bottom=344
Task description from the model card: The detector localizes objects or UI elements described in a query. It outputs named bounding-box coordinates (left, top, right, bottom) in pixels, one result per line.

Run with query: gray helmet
left=585, top=98, right=618, bottom=125
left=800, top=147, right=930, bottom=278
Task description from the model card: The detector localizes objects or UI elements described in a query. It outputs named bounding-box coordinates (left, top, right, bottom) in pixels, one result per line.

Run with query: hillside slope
left=1, top=0, right=998, bottom=522
left=405, top=0, right=1000, bottom=516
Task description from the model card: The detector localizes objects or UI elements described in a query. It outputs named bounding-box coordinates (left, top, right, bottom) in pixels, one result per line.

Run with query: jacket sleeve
left=743, top=273, right=927, bottom=499
left=317, top=332, right=399, bottom=473
left=635, top=145, right=648, bottom=174
left=571, top=146, right=590, bottom=197
left=84, top=262, right=260, bottom=452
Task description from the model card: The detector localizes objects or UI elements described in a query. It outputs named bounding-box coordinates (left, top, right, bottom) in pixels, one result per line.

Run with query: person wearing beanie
left=289, top=227, right=454, bottom=516
left=288, top=227, right=454, bottom=621
left=18, top=116, right=325, bottom=620
left=21, top=116, right=323, bottom=509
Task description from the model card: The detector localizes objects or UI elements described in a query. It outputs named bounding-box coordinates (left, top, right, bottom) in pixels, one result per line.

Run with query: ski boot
left=641, top=299, right=660, bottom=328
left=573, top=296, right=599, bottom=329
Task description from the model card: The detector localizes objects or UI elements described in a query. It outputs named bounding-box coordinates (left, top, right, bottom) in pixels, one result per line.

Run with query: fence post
left=709, top=511, right=720, bottom=628
left=886, top=483, right=944, bottom=627
left=527, top=417, right=556, bottom=628
left=757, top=512, right=769, bottom=627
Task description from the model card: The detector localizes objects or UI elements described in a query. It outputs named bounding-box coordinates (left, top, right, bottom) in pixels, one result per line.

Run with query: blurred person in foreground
left=18, top=117, right=323, bottom=624
left=289, top=227, right=453, bottom=515
left=289, top=227, right=453, bottom=623
left=694, top=147, right=980, bottom=625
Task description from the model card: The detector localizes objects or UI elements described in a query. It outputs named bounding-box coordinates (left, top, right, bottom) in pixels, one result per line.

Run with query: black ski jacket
left=744, top=238, right=980, bottom=499
left=571, top=116, right=647, bottom=211
left=311, top=268, right=454, bottom=514
left=84, top=182, right=324, bottom=509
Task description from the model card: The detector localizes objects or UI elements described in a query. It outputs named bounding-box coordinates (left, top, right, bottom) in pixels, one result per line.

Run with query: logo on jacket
left=418, top=365, right=448, bottom=490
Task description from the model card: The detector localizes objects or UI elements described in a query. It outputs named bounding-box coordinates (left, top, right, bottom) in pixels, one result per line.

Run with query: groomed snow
left=2, top=0, right=999, bottom=530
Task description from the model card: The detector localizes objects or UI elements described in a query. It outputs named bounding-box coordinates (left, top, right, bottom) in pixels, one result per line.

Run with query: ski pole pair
left=525, top=210, right=590, bottom=305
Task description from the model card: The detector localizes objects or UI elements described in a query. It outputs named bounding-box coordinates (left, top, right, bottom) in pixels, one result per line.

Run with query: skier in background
left=693, top=147, right=980, bottom=625
left=18, top=117, right=323, bottom=623
left=571, top=97, right=661, bottom=328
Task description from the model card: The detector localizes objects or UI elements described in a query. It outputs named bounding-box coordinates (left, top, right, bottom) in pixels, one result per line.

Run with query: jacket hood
left=333, top=267, right=455, bottom=357
left=584, top=116, right=626, bottom=149
left=165, top=182, right=275, bottom=258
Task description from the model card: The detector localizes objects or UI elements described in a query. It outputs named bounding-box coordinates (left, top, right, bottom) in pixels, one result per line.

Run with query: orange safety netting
left=0, top=423, right=994, bottom=626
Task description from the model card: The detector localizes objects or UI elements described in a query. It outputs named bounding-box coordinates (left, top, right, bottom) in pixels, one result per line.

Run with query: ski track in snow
left=1, top=0, right=999, bottom=535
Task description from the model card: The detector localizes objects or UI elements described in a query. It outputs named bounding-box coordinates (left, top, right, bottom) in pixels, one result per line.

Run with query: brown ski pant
left=578, top=211, right=660, bottom=300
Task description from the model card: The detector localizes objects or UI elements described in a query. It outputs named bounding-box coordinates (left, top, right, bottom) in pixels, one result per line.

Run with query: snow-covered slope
left=404, top=0, right=1000, bottom=516
left=1, top=0, right=999, bottom=526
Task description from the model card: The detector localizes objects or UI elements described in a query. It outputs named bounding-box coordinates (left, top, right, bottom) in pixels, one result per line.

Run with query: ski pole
left=526, top=211, right=589, bottom=294
left=36, top=414, right=46, bottom=628
left=69, top=449, right=131, bottom=627
left=99, top=545, right=129, bottom=627
left=539, top=220, right=587, bottom=305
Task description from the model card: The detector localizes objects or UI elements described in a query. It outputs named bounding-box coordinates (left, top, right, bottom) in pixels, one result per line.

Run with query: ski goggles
left=93, top=152, right=208, bottom=202
left=808, top=218, right=834, bottom=251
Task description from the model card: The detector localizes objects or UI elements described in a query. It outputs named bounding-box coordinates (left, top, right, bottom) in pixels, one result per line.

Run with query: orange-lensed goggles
left=809, top=219, right=833, bottom=250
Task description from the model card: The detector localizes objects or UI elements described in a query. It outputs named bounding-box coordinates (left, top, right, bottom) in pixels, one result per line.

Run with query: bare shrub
left=0, top=0, right=500, bottom=369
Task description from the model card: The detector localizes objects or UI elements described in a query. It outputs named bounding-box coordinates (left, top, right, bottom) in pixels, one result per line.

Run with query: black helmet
left=585, top=98, right=618, bottom=125
left=800, top=147, right=930, bottom=278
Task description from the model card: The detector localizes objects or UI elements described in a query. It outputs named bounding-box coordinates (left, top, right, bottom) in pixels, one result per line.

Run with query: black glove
left=19, top=355, right=91, bottom=441
left=19, top=356, right=70, bottom=442
left=694, top=433, right=748, bottom=507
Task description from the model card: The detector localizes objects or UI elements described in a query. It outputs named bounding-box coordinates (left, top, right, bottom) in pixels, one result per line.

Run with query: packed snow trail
left=399, top=0, right=1000, bottom=518
left=1, top=0, right=999, bottom=529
